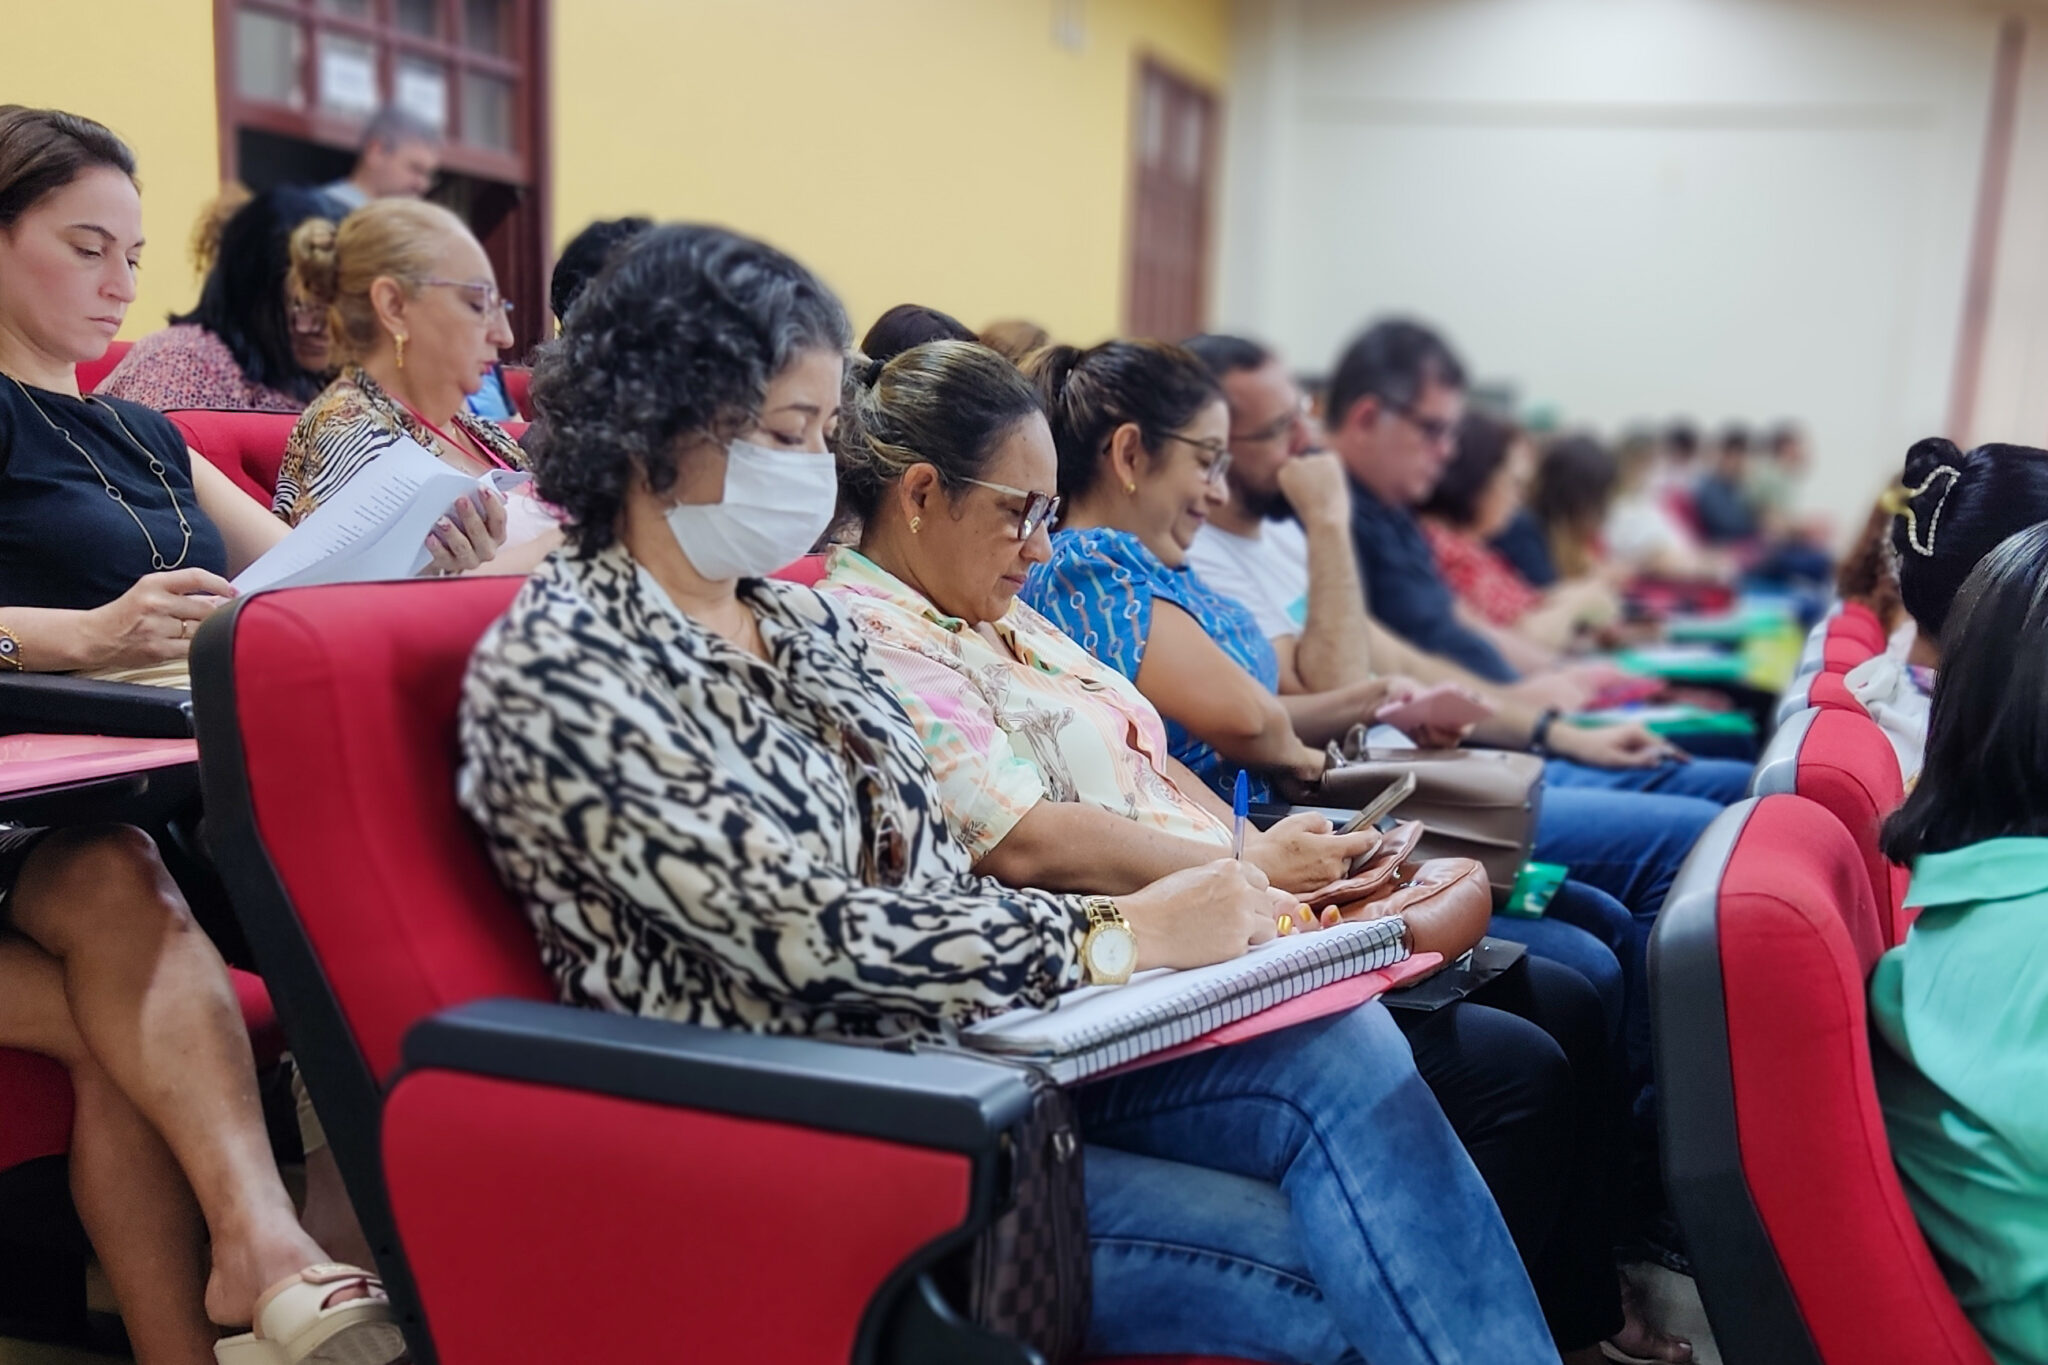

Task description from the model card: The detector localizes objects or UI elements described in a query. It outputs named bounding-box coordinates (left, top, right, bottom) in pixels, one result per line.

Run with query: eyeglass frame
left=1155, top=432, right=1234, bottom=487
left=1228, top=393, right=1313, bottom=447
left=1375, top=393, right=1457, bottom=448
left=957, top=476, right=1062, bottom=541
left=416, top=277, right=516, bottom=319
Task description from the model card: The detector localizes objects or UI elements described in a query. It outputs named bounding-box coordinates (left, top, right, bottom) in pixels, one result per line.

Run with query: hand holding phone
left=1337, top=770, right=1419, bottom=836
left=1374, top=683, right=1495, bottom=737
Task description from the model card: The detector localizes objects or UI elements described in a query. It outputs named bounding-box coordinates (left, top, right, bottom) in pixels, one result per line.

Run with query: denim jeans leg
left=1532, top=783, right=1723, bottom=921
left=1542, top=754, right=1753, bottom=806
left=1082, top=1145, right=1362, bottom=1365
left=1075, top=1002, right=1558, bottom=1365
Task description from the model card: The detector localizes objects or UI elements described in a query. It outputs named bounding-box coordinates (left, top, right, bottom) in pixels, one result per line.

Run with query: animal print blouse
left=274, top=365, right=526, bottom=524
left=456, top=543, right=1091, bottom=1039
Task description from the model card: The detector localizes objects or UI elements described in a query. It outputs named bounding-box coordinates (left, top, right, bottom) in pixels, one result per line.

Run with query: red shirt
left=1421, top=519, right=1542, bottom=627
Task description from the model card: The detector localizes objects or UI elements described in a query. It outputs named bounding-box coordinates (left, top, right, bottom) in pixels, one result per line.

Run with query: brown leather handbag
left=1302, top=730, right=1544, bottom=903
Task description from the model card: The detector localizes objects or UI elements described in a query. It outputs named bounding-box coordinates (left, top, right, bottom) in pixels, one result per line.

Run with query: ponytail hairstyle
left=1882, top=521, right=2048, bottom=864
left=1031, top=339, right=1222, bottom=501
left=836, top=340, right=1042, bottom=536
left=1887, top=437, right=2048, bottom=646
left=0, top=106, right=135, bottom=231
left=288, top=198, right=470, bottom=364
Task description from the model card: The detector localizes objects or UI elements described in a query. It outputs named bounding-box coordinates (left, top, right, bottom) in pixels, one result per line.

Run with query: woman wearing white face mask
left=456, top=224, right=1560, bottom=1365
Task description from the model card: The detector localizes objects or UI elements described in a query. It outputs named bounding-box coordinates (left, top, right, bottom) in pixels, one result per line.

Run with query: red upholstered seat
left=1832, top=601, right=1887, bottom=652
left=1751, top=708, right=1909, bottom=952
left=500, top=366, right=530, bottom=419
left=1804, top=670, right=1866, bottom=717
left=166, top=410, right=301, bottom=503
left=772, top=553, right=828, bottom=586
left=75, top=339, right=131, bottom=395
left=1820, top=629, right=1879, bottom=676
left=1653, top=795, right=1993, bottom=1365
left=192, top=581, right=1259, bottom=1365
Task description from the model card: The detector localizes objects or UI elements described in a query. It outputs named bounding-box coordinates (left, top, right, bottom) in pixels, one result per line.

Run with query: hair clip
left=1892, top=465, right=1962, bottom=557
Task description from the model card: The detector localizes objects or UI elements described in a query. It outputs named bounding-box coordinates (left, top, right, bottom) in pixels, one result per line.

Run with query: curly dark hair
left=527, top=224, right=851, bottom=554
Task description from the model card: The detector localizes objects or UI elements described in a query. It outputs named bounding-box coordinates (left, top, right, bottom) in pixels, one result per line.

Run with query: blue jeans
left=1076, top=1003, right=1558, bottom=1364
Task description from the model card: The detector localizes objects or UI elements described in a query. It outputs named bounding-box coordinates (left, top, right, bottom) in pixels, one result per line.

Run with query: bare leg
left=0, top=933, right=215, bottom=1363
left=6, top=826, right=339, bottom=1325
left=301, top=1143, right=375, bottom=1272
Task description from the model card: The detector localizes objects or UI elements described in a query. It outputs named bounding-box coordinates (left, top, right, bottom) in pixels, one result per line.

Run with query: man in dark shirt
left=1323, top=320, right=1521, bottom=682
left=1692, top=427, right=1760, bottom=544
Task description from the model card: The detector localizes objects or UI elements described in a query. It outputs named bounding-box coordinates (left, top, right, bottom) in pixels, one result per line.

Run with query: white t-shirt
left=1186, top=519, right=1416, bottom=751
left=1186, top=519, right=1311, bottom=642
left=1605, top=492, right=1695, bottom=568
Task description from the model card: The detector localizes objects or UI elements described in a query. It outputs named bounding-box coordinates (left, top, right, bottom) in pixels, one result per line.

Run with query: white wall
left=1217, top=0, right=2008, bottom=514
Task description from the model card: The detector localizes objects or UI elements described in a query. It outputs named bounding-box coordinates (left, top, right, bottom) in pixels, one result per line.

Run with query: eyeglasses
left=418, top=278, right=515, bottom=319
left=1158, top=433, right=1234, bottom=487
left=1379, top=396, right=1457, bottom=449
left=1229, top=395, right=1312, bottom=447
left=959, top=477, right=1062, bottom=541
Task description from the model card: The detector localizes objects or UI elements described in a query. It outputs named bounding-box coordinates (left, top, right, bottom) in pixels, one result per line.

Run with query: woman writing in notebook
left=821, top=338, right=1687, bottom=1365
left=276, top=199, right=557, bottom=569
left=0, top=107, right=409, bottom=1365
left=457, top=222, right=1563, bottom=1364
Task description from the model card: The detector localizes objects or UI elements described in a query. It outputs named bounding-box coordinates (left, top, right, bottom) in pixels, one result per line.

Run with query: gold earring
left=1124, top=481, right=1137, bottom=494
left=909, top=515, right=922, bottom=533
left=394, top=334, right=408, bottom=370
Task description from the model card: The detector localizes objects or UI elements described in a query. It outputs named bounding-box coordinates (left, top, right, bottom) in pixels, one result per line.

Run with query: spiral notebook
left=962, top=916, right=1409, bottom=1083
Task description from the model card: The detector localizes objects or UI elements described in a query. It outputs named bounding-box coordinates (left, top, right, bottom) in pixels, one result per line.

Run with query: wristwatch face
left=1087, top=924, right=1138, bottom=981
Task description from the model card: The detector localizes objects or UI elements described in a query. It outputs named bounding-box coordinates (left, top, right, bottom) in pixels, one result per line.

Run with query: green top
left=1871, top=837, right=2048, bottom=1365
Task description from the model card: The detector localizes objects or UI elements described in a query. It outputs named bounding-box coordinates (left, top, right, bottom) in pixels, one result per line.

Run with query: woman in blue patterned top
left=1020, top=340, right=1418, bottom=802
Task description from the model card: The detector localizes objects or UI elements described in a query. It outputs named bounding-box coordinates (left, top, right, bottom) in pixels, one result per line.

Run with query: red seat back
left=1654, top=795, right=1993, bottom=1365
left=1833, top=602, right=1888, bottom=653
left=199, top=580, right=550, bottom=1085
left=1805, top=671, right=1867, bottom=717
left=1821, top=632, right=1879, bottom=676
left=167, top=410, right=301, bottom=503
left=772, top=554, right=827, bottom=587
left=1753, top=709, right=1908, bottom=954
left=76, top=339, right=131, bottom=395
left=501, top=366, right=531, bottom=419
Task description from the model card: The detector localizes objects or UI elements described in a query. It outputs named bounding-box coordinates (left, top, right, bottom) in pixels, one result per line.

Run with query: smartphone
left=1374, top=683, right=1496, bottom=735
left=1336, top=771, right=1419, bottom=836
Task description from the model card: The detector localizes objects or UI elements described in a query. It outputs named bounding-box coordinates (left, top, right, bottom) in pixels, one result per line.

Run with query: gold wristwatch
left=1079, top=896, right=1138, bottom=986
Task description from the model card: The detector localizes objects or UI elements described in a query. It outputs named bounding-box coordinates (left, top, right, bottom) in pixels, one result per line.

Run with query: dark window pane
left=463, top=0, right=508, bottom=55
left=236, top=8, right=306, bottom=108
left=461, top=70, right=514, bottom=151
left=396, top=0, right=440, bottom=37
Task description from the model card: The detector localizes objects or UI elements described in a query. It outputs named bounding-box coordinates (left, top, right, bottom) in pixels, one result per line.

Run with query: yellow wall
left=0, top=0, right=224, bottom=341
left=552, top=0, right=1231, bottom=345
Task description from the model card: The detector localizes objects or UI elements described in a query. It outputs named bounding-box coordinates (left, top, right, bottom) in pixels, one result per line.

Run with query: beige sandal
left=213, top=1264, right=407, bottom=1365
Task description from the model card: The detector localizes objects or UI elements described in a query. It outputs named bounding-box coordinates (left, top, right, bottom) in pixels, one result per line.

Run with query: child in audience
left=457, top=221, right=1563, bottom=1364
left=275, top=201, right=552, bottom=567
left=0, top=103, right=404, bottom=1365
left=1875, top=520, right=2048, bottom=1365
left=98, top=187, right=336, bottom=413
left=822, top=338, right=1688, bottom=1362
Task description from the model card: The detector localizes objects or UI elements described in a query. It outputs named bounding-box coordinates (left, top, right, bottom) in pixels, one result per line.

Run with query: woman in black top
left=0, top=107, right=410, bottom=1364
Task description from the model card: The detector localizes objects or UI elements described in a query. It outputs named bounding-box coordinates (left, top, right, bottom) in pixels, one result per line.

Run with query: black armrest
left=0, top=673, right=193, bottom=738
left=399, top=997, right=1036, bottom=1154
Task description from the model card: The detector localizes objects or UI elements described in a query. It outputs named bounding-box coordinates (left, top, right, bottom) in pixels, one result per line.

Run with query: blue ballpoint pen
left=1231, top=769, right=1248, bottom=861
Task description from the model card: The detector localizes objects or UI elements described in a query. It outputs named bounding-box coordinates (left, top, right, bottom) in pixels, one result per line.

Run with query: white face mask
left=664, top=439, right=838, bottom=581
